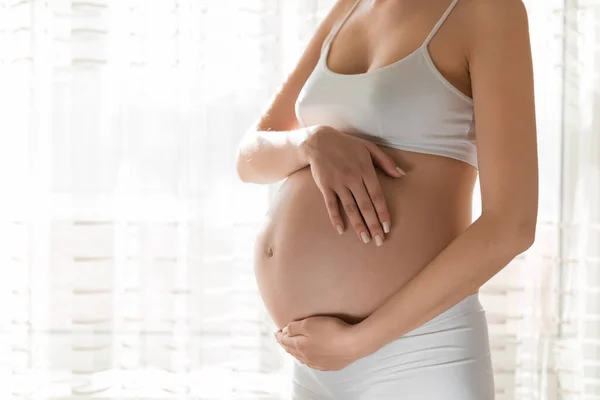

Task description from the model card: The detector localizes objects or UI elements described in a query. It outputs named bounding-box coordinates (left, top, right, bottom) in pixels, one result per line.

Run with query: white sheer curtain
left=0, top=0, right=598, bottom=399
left=0, top=0, right=284, bottom=397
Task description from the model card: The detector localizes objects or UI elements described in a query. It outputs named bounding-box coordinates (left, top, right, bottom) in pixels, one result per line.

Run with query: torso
left=253, top=0, right=479, bottom=329
left=324, top=0, right=470, bottom=92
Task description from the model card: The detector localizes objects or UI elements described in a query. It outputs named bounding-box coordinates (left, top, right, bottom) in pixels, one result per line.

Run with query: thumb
left=366, top=143, right=405, bottom=178
left=285, top=321, right=304, bottom=337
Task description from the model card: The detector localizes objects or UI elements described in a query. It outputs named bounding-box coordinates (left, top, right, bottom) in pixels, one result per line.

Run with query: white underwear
left=291, top=293, right=495, bottom=399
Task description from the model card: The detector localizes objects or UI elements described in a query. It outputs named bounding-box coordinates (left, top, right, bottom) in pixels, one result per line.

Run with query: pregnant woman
left=236, top=0, right=538, bottom=398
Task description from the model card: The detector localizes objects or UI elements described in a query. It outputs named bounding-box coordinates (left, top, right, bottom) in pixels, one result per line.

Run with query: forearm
left=354, top=212, right=535, bottom=352
left=236, top=125, right=321, bottom=184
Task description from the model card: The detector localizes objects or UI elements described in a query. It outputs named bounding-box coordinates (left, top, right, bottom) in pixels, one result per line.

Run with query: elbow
left=235, top=154, right=253, bottom=183
left=235, top=133, right=264, bottom=183
left=236, top=152, right=267, bottom=184
left=484, top=211, right=537, bottom=254
left=235, top=133, right=252, bottom=183
left=510, top=218, right=536, bottom=253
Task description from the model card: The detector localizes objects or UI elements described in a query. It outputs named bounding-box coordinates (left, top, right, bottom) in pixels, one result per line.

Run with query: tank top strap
left=422, top=0, right=460, bottom=47
left=322, top=0, right=362, bottom=53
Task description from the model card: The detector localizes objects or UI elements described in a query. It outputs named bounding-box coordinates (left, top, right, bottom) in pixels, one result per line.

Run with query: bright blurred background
left=0, top=0, right=598, bottom=398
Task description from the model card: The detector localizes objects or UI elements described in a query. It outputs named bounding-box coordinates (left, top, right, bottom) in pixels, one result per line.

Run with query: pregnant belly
left=254, top=155, right=476, bottom=329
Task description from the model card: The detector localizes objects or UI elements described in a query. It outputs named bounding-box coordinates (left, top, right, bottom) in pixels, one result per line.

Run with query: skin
left=238, top=0, right=538, bottom=372
left=236, top=0, right=407, bottom=243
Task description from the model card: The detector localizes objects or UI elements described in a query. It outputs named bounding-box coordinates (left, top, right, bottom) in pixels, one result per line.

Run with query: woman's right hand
left=300, top=125, right=406, bottom=246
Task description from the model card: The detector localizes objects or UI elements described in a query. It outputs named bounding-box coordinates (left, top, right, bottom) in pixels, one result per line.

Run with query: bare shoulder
left=328, top=0, right=359, bottom=27
left=333, top=0, right=358, bottom=13
left=456, top=0, right=531, bottom=70
left=462, top=0, right=529, bottom=38
left=461, top=0, right=528, bottom=20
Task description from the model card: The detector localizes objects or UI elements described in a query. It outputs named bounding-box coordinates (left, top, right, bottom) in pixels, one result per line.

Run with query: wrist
left=348, top=317, right=387, bottom=358
left=298, top=124, right=331, bottom=164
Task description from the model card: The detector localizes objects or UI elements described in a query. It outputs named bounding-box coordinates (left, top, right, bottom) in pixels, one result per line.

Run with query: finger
left=279, top=333, right=302, bottom=351
left=280, top=343, right=304, bottom=362
left=285, top=321, right=304, bottom=337
left=366, top=142, right=405, bottom=178
left=348, top=182, right=384, bottom=246
left=275, top=334, right=298, bottom=356
left=362, top=169, right=392, bottom=235
left=336, top=187, right=370, bottom=243
left=321, top=189, right=344, bottom=235
left=280, top=343, right=301, bottom=358
left=279, top=340, right=307, bottom=362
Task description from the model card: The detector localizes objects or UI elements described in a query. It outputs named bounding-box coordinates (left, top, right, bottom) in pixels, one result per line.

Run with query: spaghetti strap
left=322, top=0, right=362, bottom=52
left=422, top=0, right=460, bottom=46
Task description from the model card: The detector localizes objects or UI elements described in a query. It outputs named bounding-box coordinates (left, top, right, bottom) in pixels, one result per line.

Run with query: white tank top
left=295, top=0, right=477, bottom=168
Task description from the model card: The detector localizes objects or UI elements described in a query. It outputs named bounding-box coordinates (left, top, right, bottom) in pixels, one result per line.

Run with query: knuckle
left=325, top=199, right=338, bottom=210
left=344, top=171, right=361, bottom=182
left=358, top=150, right=371, bottom=163
left=340, top=166, right=354, bottom=178
left=344, top=203, right=358, bottom=213
left=358, top=201, right=373, bottom=211
left=370, top=191, right=384, bottom=205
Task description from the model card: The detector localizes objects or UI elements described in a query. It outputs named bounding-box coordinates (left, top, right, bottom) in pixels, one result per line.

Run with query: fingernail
left=396, top=167, right=405, bottom=176
left=375, top=235, right=383, bottom=247
left=336, top=225, right=344, bottom=235
left=382, top=221, right=390, bottom=233
left=361, top=232, right=370, bottom=244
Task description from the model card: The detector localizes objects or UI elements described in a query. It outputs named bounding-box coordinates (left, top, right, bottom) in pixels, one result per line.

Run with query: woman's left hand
left=274, top=316, right=368, bottom=371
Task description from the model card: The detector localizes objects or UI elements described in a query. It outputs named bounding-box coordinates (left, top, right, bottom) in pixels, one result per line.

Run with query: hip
left=292, top=293, right=495, bottom=400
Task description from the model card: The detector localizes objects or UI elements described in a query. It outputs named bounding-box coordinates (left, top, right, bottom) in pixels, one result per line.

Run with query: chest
left=326, top=0, right=469, bottom=96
